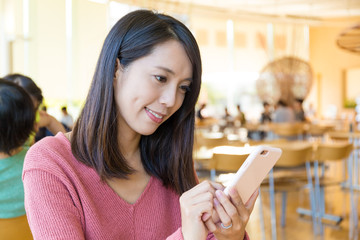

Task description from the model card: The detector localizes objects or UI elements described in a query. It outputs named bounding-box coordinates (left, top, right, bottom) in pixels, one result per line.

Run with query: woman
left=23, top=10, right=257, bottom=239
left=0, top=79, right=34, bottom=239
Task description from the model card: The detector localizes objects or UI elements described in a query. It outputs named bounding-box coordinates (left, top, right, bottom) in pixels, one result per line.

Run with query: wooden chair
left=212, top=150, right=249, bottom=173
left=327, top=131, right=360, bottom=190
left=306, top=124, right=334, bottom=140
left=269, top=122, right=306, bottom=140
left=0, top=214, right=33, bottom=239
left=263, top=141, right=314, bottom=228
left=195, top=117, right=219, bottom=130
left=327, top=131, right=351, bottom=141
left=194, top=132, right=228, bottom=179
left=298, top=141, right=353, bottom=235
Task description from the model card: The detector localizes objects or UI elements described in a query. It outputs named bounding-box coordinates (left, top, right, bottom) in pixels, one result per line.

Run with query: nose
left=159, top=85, right=177, bottom=108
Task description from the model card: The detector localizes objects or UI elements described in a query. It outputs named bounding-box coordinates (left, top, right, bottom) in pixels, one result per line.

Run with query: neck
left=0, top=147, right=23, bottom=159
left=117, top=127, right=143, bottom=171
left=119, top=133, right=141, bottom=158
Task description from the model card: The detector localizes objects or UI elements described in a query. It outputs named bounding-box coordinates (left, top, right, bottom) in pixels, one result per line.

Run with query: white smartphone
left=223, top=145, right=282, bottom=203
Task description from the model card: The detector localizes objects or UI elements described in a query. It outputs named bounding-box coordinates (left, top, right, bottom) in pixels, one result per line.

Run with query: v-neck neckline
left=103, top=175, right=155, bottom=207
left=58, top=132, right=155, bottom=207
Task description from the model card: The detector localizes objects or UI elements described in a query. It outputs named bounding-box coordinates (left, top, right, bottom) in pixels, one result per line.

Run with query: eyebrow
left=155, top=66, right=193, bottom=82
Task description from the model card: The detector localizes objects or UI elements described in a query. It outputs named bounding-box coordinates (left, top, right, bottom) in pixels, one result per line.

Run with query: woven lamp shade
left=256, top=56, right=313, bottom=105
left=336, top=23, right=360, bottom=54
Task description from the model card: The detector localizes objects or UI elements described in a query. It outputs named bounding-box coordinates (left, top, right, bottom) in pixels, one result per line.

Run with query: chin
left=135, top=120, right=165, bottom=136
left=138, top=127, right=158, bottom=136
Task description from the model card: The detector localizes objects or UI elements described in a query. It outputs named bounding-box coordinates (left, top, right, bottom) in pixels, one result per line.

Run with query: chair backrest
left=269, top=122, right=306, bottom=137
left=327, top=131, right=350, bottom=141
left=0, top=214, right=33, bottom=239
left=194, top=132, right=228, bottom=150
left=307, top=124, right=334, bottom=136
left=213, top=152, right=249, bottom=172
left=315, top=142, right=353, bottom=162
left=273, top=141, right=313, bottom=167
left=195, top=118, right=219, bottom=129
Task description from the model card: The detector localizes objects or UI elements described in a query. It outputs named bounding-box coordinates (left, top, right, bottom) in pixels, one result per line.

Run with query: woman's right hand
left=180, top=180, right=223, bottom=240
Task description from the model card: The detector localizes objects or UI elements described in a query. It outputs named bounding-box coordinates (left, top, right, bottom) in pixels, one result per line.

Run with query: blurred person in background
left=0, top=79, right=34, bottom=239
left=293, top=98, right=306, bottom=122
left=3, top=73, right=66, bottom=144
left=260, top=102, right=272, bottom=124
left=60, top=106, right=74, bottom=130
left=234, top=104, right=246, bottom=127
left=259, top=102, right=272, bottom=139
left=273, top=100, right=295, bottom=123
left=223, top=107, right=234, bottom=127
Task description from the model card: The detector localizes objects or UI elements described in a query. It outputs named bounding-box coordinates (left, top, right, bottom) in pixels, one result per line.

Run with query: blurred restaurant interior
left=1, top=0, right=360, bottom=239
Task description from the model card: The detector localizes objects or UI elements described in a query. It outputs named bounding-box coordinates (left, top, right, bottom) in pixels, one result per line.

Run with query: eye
left=155, top=75, right=167, bottom=83
left=179, top=85, right=191, bottom=93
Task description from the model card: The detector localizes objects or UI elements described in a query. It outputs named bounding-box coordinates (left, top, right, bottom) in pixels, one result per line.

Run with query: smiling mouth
left=145, top=107, right=165, bottom=123
left=146, top=108, right=163, bottom=119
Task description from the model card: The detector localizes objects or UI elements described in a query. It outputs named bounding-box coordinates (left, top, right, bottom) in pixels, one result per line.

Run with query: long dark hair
left=71, top=10, right=201, bottom=194
left=0, top=79, right=35, bottom=155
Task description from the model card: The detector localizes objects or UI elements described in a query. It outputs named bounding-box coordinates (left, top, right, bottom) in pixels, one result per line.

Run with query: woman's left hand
left=204, top=187, right=259, bottom=240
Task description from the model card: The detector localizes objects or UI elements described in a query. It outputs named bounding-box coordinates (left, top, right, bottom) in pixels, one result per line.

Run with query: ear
left=114, top=58, right=122, bottom=80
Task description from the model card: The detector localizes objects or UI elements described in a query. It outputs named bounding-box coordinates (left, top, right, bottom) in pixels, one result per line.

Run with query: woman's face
left=114, top=40, right=193, bottom=136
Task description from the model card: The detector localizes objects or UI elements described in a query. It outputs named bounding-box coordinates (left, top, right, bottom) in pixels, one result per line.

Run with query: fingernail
left=230, top=187, right=237, bottom=195
left=215, top=190, right=223, bottom=199
left=202, top=212, right=210, bottom=221
left=214, top=198, right=220, bottom=206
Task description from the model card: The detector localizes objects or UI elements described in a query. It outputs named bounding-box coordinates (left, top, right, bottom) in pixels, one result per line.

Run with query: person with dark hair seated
left=0, top=79, right=34, bottom=239
left=259, top=102, right=272, bottom=139
left=3, top=73, right=66, bottom=144
left=60, top=106, right=74, bottom=130
left=293, top=98, right=306, bottom=122
left=273, top=100, right=295, bottom=123
left=260, top=102, right=272, bottom=124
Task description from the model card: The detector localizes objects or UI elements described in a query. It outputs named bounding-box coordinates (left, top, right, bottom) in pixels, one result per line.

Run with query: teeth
left=147, top=108, right=163, bottom=119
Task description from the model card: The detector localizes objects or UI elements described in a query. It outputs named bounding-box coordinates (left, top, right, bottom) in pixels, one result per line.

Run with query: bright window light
left=108, top=1, right=139, bottom=28
left=88, top=0, right=108, bottom=4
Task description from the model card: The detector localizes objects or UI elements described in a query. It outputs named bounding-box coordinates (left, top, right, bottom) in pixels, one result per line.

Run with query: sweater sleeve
left=165, top=227, right=249, bottom=240
left=23, top=169, right=85, bottom=239
left=166, top=227, right=183, bottom=240
left=165, top=227, right=215, bottom=240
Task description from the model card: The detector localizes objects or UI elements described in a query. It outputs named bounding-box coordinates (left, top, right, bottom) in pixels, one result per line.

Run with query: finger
left=204, top=217, right=218, bottom=233
left=187, top=181, right=216, bottom=198
left=202, top=205, right=221, bottom=223
left=228, top=187, right=246, bottom=213
left=201, top=212, right=211, bottom=222
left=190, top=191, right=214, bottom=206
left=209, top=181, right=225, bottom=191
left=245, top=188, right=259, bottom=213
left=182, top=200, right=213, bottom=220
left=228, top=187, right=248, bottom=222
left=194, top=201, right=214, bottom=220
left=215, top=191, right=238, bottom=226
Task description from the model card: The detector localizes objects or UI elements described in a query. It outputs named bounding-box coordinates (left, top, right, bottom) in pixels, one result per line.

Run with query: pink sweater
left=23, top=133, right=249, bottom=239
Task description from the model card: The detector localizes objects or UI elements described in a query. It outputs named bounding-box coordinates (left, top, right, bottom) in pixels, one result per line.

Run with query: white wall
left=0, top=0, right=108, bottom=119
